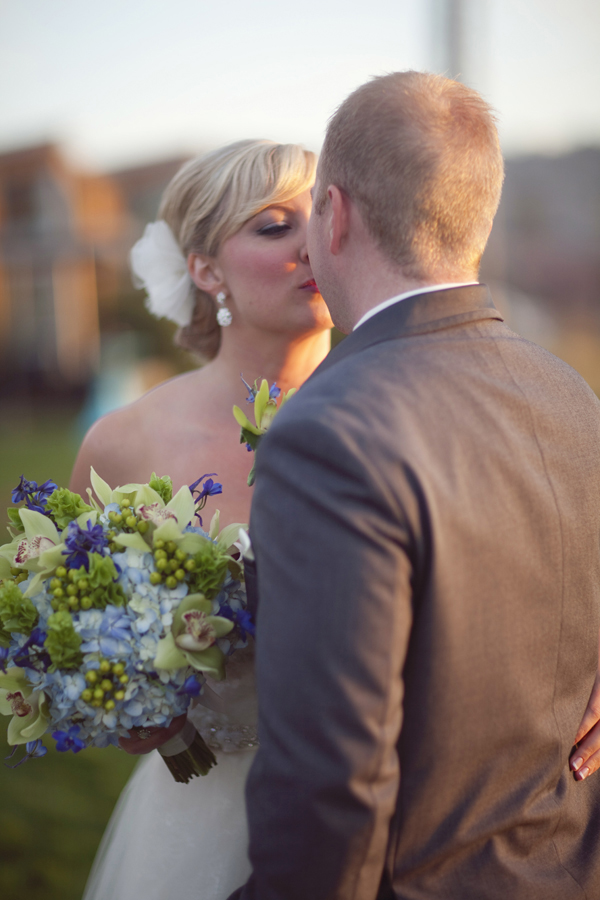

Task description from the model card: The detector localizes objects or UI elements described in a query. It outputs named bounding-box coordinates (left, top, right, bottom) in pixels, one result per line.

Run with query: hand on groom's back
left=571, top=660, right=600, bottom=781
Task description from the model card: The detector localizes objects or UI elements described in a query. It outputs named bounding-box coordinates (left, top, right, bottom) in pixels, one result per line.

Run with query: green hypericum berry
left=80, top=596, right=92, bottom=610
left=149, top=572, right=162, bottom=585
left=154, top=550, right=167, bottom=561
left=126, top=516, right=137, bottom=529
left=66, top=584, right=78, bottom=597
left=154, top=540, right=165, bottom=550
left=137, top=521, right=149, bottom=534
left=104, top=699, right=115, bottom=711
left=155, top=559, right=168, bottom=572
left=184, top=559, right=196, bottom=572
left=10, top=567, right=20, bottom=577
left=53, top=588, right=64, bottom=599
left=78, top=578, right=89, bottom=592
left=112, top=513, right=123, bottom=525
left=120, top=499, right=131, bottom=510
left=81, top=689, right=93, bottom=703
left=165, top=576, right=177, bottom=590
left=50, top=578, right=61, bottom=590
left=112, top=663, right=125, bottom=676
left=119, top=674, right=129, bottom=684
left=93, top=688, right=104, bottom=700
left=175, top=549, right=186, bottom=562
left=166, top=542, right=177, bottom=555
left=168, top=560, right=178, bottom=573
left=85, top=670, right=98, bottom=684
left=175, top=569, right=186, bottom=581
left=56, top=567, right=67, bottom=579
left=114, top=690, right=125, bottom=701
left=100, top=679, right=113, bottom=692
left=68, top=570, right=76, bottom=582
left=68, top=597, right=79, bottom=610
left=58, top=602, right=69, bottom=612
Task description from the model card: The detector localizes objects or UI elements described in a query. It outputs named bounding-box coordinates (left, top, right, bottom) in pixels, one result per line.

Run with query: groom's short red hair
left=315, top=71, right=504, bottom=281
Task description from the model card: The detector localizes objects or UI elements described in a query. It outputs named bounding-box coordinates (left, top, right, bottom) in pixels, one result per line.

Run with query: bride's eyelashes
left=256, top=221, right=292, bottom=237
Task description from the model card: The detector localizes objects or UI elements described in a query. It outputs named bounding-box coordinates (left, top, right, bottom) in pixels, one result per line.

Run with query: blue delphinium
left=188, top=474, right=223, bottom=525
left=11, top=476, right=57, bottom=513
left=241, top=375, right=280, bottom=403
left=188, top=474, right=223, bottom=502
left=5, top=739, right=48, bottom=768
left=63, top=519, right=109, bottom=570
left=178, top=674, right=203, bottom=697
left=52, top=725, right=86, bottom=753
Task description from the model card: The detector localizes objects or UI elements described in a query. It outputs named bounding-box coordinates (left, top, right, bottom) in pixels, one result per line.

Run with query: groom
left=229, top=72, right=600, bottom=899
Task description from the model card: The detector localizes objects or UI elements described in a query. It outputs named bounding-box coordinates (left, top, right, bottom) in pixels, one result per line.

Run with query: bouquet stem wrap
left=158, top=719, right=217, bottom=783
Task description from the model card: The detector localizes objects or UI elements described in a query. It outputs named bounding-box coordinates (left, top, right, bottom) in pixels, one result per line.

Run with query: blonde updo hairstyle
left=158, top=139, right=317, bottom=361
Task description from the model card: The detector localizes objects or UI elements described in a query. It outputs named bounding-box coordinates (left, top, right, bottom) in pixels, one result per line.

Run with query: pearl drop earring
left=215, top=291, right=232, bottom=327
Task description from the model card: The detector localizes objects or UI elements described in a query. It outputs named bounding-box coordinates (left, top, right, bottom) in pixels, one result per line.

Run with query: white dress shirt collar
left=353, top=282, right=479, bottom=331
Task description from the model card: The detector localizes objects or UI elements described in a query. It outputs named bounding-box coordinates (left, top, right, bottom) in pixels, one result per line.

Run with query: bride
left=70, top=139, right=333, bottom=900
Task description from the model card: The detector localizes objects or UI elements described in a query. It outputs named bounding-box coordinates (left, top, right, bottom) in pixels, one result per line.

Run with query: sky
left=0, top=0, right=599, bottom=171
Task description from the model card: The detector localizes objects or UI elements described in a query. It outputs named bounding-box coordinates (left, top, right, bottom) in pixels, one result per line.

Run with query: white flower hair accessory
left=130, top=220, right=195, bottom=327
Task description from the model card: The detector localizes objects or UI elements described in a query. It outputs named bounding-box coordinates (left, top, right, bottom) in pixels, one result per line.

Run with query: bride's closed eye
left=256, top=221, right=292, bottom=237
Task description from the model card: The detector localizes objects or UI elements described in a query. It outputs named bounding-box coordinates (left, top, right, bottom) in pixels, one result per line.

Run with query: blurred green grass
left=0, top=406, right=137, bottom=900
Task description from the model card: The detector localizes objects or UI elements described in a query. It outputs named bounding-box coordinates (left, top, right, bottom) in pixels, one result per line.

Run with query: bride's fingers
left=119, top=714, right=188, bottom=755
left=571, top=728, right=600, bottom=782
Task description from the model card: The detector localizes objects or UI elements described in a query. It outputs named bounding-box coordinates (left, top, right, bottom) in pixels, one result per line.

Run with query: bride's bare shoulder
left=69, top=369, right=206, bottom=495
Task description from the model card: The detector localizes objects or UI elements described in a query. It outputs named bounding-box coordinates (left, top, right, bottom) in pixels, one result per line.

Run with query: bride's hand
left=570, top=670, right=600, bottom=781
left=119, top=713, right=188, bottom=755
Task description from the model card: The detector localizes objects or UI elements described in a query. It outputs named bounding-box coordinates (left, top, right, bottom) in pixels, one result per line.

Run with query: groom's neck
left=329, top=248, right=476, bottom=334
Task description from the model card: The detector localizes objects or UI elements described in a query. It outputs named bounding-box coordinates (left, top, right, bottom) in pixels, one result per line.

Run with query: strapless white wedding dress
left=82, top=645, right=258, bottom=900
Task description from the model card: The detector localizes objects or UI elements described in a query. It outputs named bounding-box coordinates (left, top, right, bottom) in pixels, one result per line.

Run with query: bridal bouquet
left=0, top=469, right=252, bottom=783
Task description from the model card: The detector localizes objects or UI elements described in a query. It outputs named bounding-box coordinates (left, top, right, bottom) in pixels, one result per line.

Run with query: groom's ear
left=328, top=185, right=350, bottom=256
left=188, top=253, right=225, bottom=295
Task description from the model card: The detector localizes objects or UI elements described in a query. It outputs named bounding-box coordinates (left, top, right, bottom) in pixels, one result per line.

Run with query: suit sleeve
left=235, top=407, right=415, bottom=900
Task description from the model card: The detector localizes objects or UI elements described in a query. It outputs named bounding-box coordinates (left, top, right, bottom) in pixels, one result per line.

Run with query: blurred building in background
left=481, top=147, right=600, bottom=396
left=0, top=144, right=188, bottom=407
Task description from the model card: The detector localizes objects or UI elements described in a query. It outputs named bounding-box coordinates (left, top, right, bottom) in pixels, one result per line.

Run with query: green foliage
left=86, top=554, right=119, bottom=588
left=0, top=580, right=39, bottom=636
left=45, top=489, right=93, bottom=530
left=188, top=539, right=229, bottom=600
left=149, top=473, right=173, bottom=505
left=84, top=555, right=124, bottom=609
left=44, top=612, right=83, bottom=671
left=6, top=508, right=24, bottom=534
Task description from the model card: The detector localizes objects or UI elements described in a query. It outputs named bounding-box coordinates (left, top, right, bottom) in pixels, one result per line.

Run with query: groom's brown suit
left=232, top=284, right=600, bottom=899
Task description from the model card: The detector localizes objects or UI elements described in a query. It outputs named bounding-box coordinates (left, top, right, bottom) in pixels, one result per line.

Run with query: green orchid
left=89, top=469, right=195, bottom=549
left=233, top=379, right=297, bottom=485
left=154, top=593, right=234, bottom=680
left=0, top=667, right=50, bottom=745
left=0, top=508, right=100, bottom=598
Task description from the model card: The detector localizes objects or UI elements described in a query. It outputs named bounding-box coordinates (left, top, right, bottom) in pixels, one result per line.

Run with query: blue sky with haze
left=0, top=0, right=598, bottom=169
